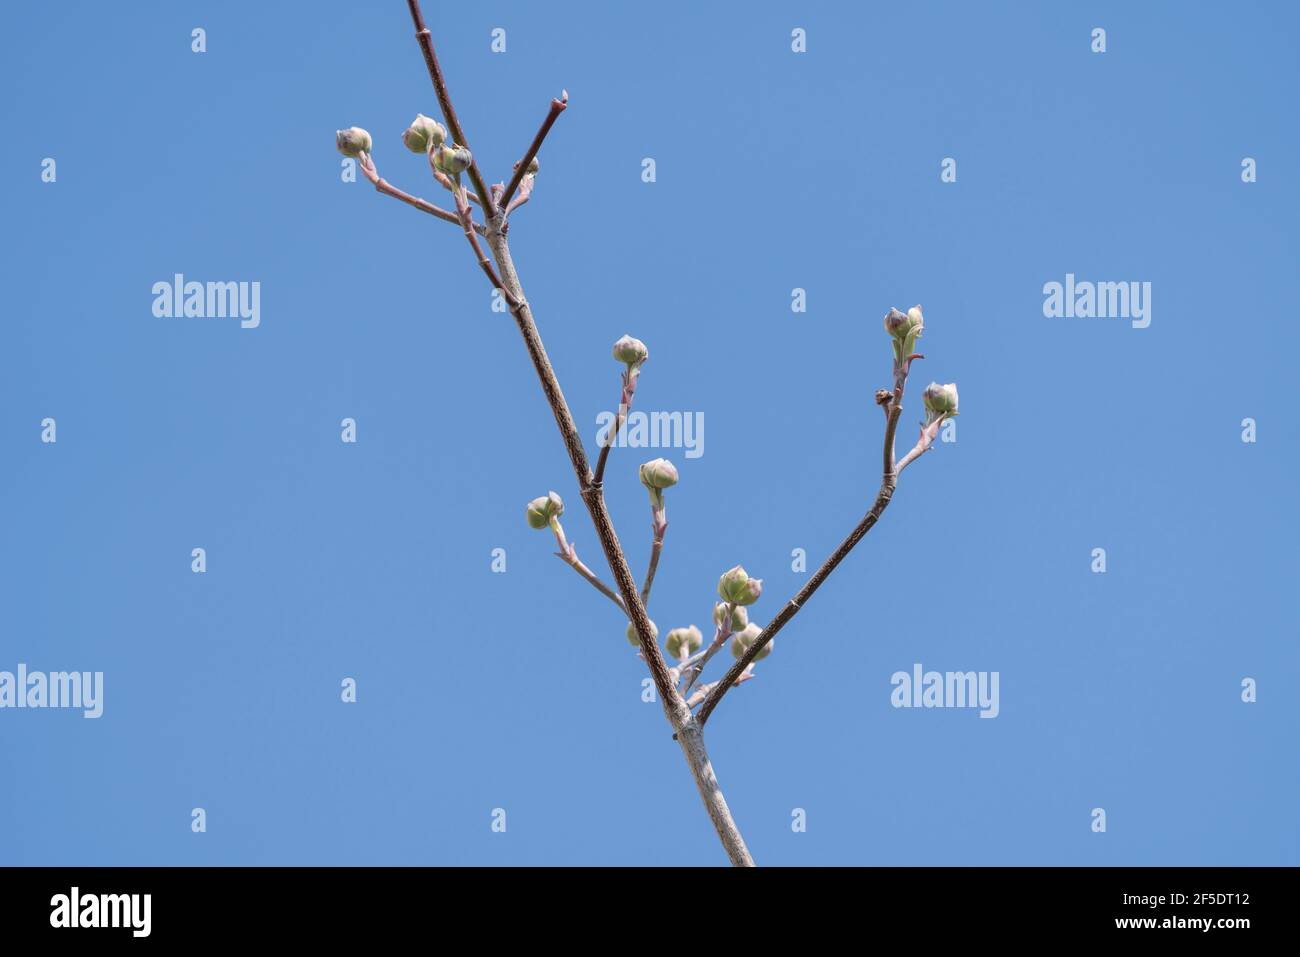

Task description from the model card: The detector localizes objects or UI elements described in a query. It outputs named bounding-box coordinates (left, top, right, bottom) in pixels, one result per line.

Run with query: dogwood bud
left=712, top=602, right=748, bottom=633
left=666, top=625, right=703, bottom=659
left=515, top=156, right=541, bottom=175
left=525, top=491, right=564, bottom=529
left=626, top=619, right=658, bottom=647
left=639, top=458, right=678, bottom=508
left=431, top=144, right=472, bottom=176
left=730, top=622, right=772, bottom=661
left=923, top=381, right=959, bottom=419
left=883, top=305, right=924, bottom=362
left=336, top=127, right=373, bottom=157
left=612, top=334, right=648, bottom=367
left=402, top=113, right=446, bottom=154
left=717, top=565, right=762, bottom=606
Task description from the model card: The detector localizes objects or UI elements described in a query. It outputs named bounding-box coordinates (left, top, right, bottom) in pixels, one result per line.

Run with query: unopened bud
left=717, top=565, right=762, bottom=606
left=883, top=304, right=924, bottom=361
left=730, top=622, right=772, bottom=662
left=431, top=144, right=472, bottom=176
left=666, top=625, right=703, bottom=659
left=712, top=602, right=748, bottom=633
left=336, top=127, right=373, bottom=157
left=402, top=113, right=446, bottom=154
left=639, top=457, right=678, bottom=508
left=612, top=334, right=648, bottom=367
left=922, top=381, right=959, bottom=419
left=515, top=156, right=541, bottom=175
left=525, top=491, right=564, bottom=529
left=626, top=618, right=658, bottom=647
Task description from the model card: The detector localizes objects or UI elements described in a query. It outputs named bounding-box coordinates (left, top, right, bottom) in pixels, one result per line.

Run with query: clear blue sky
left=2, top=1, right=1296, bottom=866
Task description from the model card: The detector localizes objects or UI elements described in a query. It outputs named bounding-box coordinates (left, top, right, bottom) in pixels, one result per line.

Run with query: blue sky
left=1, top=1, right=1296, bottom=865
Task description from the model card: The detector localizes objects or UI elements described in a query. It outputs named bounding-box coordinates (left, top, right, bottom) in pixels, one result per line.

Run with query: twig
left=697, top=367, right=912, bottom=727
left=405, top=0, right=496, bottom=222
left=553, top=550, right=626, bottom=612
left=358, top=153, right=484, bottom=234
left=682, top=603, right=734, bottom=694
left=593, top=365, right=641, bottom=487
left=640, top=509, right=667, bottom=608
left=501, top=93, right=567, bottom=211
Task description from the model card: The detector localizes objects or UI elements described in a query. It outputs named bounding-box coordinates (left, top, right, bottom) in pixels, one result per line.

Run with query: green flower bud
left=922, top=381, right=959, bottom=419
left=666, top=625, right=704, bottom=659
left=712, top=602, right=748, bottom=633
left=525, top=491, right=564, bottom=529
left=730, top=622, right=772, bottom=662
left=402, top=113, right=446, bottom=154
left=883, top=305, right=924, bottom=362
left=639, top=457, right=678, bottom=509
left=336, top=127, right=373, bottom=157
left=626, top=618, right=658, bottom=647
left=717, top=565, right=763, bottom=606
left=612, top=334, right=648, bottom=367
left=431, top=144, right=472, bottom=176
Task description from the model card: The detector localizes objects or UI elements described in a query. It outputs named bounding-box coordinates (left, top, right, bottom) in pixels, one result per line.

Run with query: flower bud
left=431, top=144, right=472, bottom=176
left=402, top=113, right=446, bottom=154
left=717, top=565, right=762, bottom=606
left=730, top=622, right=772, bottom=662
left=525, top=491, right=564, bottom=529
left=612, top=334, right=648, bottom=367
left=515, top=156, right=541, bottom=175
left=626, top=618, right=658, bottom=647
left=922, top=381, right=959, bottom=419
left=336, top=127, right=373, bottom=157
left=883, top=305, right=924, bottom=361
left=666, top=625, right=704, bottom=659
left=712, top=602, right=749, bottom=633
left=639, top=457, right=678, bottom=508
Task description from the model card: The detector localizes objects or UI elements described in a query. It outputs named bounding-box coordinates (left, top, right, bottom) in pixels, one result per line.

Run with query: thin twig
left=501, top=94, right=567, bottom=210
left=553, top=550, right=626, bottom=612
left=641, top=511, right=667, bottom=608
left=682, top=604, right=734, bottom=695
left=358, top=153, right=484, bottom=234
left=405, top=0, right=496, bottom=222
left=593, top=366, right=641, bottom=487
left=697, top=366, right=913, bottom=727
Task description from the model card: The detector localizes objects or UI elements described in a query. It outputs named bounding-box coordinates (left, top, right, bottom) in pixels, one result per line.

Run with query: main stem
left=482, top=220, right=754, bottom=866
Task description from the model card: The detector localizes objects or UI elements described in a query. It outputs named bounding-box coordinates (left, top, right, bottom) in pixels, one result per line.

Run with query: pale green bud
left=525, top=491, right=564, bottom=529
left=922, top=381, right=959, bottom=419
left=730, top=622, right=772, bottom=661
left=431, top=144, right=472, bottom=176
left=612, top=334, right=648, bottom=366
left=717, top=565, right=762, bottom=606
left=626, top=618, right=658, bottom=647
left=336, top=127, right=373, bottom=157
left=712, top=602, right=748, bottom=633
left=639, top=458, right=678, bottom=491
left=666, top=625, right=704, bottom=659
left=402, top=113, right=446, bottom=154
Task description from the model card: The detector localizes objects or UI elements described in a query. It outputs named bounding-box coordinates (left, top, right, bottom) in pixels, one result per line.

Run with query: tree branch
left=405, top=0, right=496, bottom=222
left=696, top=367, right=912, bottom=727
left=501, top=93, right=567, bottom=210
left=358, top=153, right=485, bottom=234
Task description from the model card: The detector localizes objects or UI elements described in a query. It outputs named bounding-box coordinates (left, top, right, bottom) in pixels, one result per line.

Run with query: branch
left=593, top=365, right=641, bottom=487
left=397, top=0, right=753, bottom=867
left=697, top=365, right=912, bottom=727
left=405, top=0, right=496, bottom=222
left=640, top=508, right=667, bottom=608
left=682, top=604, right=734, bottom=694
left=500, top=93, right=568, bottom=211
left=358, top=152, right=484, bottom=234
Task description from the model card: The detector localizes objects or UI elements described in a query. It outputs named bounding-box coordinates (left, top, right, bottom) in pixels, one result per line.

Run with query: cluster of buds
left=666, top=625, right=703, bottom=660
left=883, top=305, right=925, bottom=366
left=335, top=127, right=373, bottom=158
left=626, top=619, right=658, bottom=648
left=730, top=622, right=771, bottom=662
left=717, top=565, right=762, bottom=606
left=712, top=602, right=748, bottom=633
left=639, top=458, right=678, bottom=510
left=402, top=113, right=446, bottom=154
